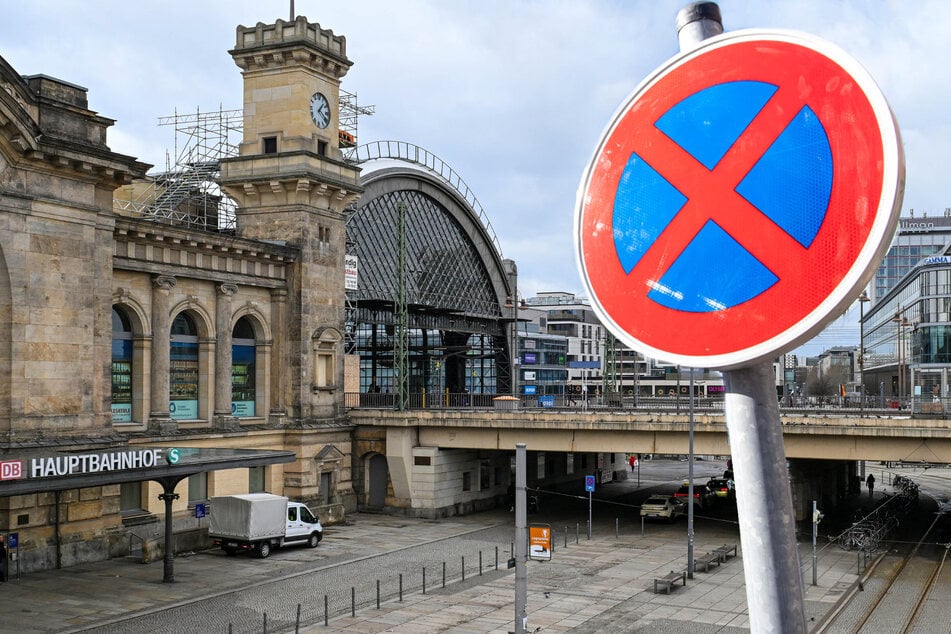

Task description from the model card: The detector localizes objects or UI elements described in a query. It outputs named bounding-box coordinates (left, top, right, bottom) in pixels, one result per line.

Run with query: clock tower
left=220, top=16, right=363, bottom=428
left=221, top=16, right=362, bottom=222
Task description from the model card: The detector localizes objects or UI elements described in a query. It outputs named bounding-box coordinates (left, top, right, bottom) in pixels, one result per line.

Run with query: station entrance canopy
left=0, top=446, right=296, bottom=582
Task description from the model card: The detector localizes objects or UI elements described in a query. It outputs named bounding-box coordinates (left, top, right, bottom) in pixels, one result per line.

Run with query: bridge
left=347, top=398, right=951, bottom=523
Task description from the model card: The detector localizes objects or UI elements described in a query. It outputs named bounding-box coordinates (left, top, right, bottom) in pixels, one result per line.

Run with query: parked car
left=674, top=482, right=710, bottom=508
left=640, top=495, right=685, bottom=521
left=706, top=477, right=736, bottom=500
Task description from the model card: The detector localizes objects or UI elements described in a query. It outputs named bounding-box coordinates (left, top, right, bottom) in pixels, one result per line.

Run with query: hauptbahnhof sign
left=0, top=447, right=296, bottom=496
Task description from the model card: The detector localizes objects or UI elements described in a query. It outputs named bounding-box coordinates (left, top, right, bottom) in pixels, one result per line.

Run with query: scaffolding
left=113, top=107, right=242, bottom=232
left=339, top=89, right=375, bottom=161
left=114, top=91, right=372, bottom=232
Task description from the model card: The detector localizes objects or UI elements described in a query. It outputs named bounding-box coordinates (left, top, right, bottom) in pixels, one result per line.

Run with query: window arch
left=232, top=316, right=257, bottom=417
left=170, top=312, right=200, bottom=420
left=111, top=307, right=134, bottom=423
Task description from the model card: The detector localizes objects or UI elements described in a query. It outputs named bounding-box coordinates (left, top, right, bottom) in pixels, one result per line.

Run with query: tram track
left=818, top=491, right=950, bottom=634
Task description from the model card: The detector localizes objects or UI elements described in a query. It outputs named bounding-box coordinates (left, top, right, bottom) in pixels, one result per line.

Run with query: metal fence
left=345, top=391, right=936, bottom=417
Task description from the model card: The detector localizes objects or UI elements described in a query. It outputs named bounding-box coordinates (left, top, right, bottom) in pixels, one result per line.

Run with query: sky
left=2, top=0, right=947, bottom=357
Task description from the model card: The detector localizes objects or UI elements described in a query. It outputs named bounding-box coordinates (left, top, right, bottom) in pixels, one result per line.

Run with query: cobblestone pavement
left=1, top=507, right=867, bottom=634
left=5, top=462, right=948, bottom=633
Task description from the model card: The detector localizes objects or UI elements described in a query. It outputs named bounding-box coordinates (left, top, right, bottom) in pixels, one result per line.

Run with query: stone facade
left=0, top=17, right=362, bottom=573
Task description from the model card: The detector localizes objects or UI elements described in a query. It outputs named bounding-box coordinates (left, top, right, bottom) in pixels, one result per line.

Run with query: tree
left=805, top=363, right=852, bottom=396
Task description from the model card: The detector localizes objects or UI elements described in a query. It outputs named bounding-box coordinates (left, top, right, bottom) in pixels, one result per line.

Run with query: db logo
left=0, top=460, right=24, bottom=480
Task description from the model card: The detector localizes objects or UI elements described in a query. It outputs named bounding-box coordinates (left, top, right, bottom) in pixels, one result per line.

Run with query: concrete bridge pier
left=788, top=459, right=859, bottom=531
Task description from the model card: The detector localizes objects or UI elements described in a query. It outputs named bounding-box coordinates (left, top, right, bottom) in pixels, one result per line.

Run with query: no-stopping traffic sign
left=575, top=29, right=903, bottom=369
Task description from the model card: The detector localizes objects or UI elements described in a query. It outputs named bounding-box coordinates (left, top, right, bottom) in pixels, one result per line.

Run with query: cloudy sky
left=3, top=1, right=947, bottom=356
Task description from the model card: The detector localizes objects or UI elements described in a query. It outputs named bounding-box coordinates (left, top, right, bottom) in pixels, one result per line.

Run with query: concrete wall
left=410, top=447, right=509, bottom=518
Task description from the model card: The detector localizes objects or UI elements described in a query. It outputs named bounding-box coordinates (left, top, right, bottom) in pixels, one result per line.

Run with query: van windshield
left=299, top=506, right=318, bottom=524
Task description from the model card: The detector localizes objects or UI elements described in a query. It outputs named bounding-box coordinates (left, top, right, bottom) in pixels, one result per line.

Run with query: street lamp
left=858, top=291, right=870, bottom=415
left=891, top=311, right=910, bottom=409
left=505, top=296, right=526, bottom=398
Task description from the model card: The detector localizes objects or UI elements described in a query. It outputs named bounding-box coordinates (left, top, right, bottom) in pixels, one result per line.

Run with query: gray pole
left=687, top=370, right=695, bottom=578
left=676, top=4, right=806, bottom=630
left=588, top=489, right=592, bottom=539
left=723, top=363, right=807, bottom=632
left=676, top=1, right=723, bottom=50
left=676, top=0, right=721, bottom=582
left=514, top=443, right=528, bottom=634
left=812, top=500, right=818, bottom=586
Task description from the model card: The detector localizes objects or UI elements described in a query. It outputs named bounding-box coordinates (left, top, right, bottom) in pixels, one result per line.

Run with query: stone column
left=269, top=288, right=288, bottom=425
left=149, top=275, right=176, bottom=432
left=214, top=283, right=239, bottom=431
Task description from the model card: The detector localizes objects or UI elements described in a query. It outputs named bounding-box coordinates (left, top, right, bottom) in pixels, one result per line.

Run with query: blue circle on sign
left=612, top=80, right=833, bottom=313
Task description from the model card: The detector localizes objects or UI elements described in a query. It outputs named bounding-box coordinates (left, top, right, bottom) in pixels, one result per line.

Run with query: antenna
left=290, top=0, right=294, bottom=20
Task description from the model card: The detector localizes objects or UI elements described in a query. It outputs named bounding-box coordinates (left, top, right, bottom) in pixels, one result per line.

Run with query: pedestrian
left=866, top=473, right=875, bottom=497
left=0, top=535, right=6, bottom=582
left=628, top=454, right=637, bottom=471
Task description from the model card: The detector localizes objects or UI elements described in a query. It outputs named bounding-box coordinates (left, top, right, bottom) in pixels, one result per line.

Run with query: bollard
left=576, top=523, right=579, bottom=544
left=616, top=517, right=619, bottom=538
left=263, top=613, right=268, bottom=634
left=641, top=516, right=645, bottom=536
left=324, top=595, right=328, bottom=627
left=443, top=561, right=446, bottom=588
left=295, top=604, right=301, bottom=634
left=351, top=586, right=355, bottom=617
left=229, top=624, right=233, bottom=634
left=376, top=579, right=380, bottom=609
left=495, top=546, right=499, bottom=570
left=423, top=566, right=427, bottom=594
left=565, top=526, right=568, bottom=548
left=399, top=573, right=403, bottom=602
left=462, top=555, right=466, bottom=582
left=480, top=550, right=483, bottom=576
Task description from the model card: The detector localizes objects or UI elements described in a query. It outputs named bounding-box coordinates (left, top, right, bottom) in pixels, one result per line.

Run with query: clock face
left=310, top=92, right=331, bottom=129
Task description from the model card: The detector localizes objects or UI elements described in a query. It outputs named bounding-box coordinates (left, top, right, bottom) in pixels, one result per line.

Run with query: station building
left=0, top=12, right=549, bottom=573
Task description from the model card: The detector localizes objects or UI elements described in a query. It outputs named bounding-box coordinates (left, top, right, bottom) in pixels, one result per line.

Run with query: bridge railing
left=344, top=392, right=929, bottom=417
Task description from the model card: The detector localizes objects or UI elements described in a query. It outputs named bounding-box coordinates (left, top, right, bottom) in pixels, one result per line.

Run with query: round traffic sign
left=575, top=29, right=903, bottom=369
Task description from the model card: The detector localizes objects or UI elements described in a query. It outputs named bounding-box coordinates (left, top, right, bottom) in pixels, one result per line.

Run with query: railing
left=345, top=391, right=926, bottom=416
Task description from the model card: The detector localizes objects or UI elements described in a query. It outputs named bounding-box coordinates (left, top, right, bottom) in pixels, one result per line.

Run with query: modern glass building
left=863, top=242, right=951, bottom=411
left=872, top=212, right=951, bottom=301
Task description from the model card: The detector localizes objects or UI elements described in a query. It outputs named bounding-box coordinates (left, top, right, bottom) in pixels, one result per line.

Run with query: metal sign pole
left=724, top=363, right=807, bottom=632
left=515, top=443, right=528, bottom=634
left=687, top=370, right=695, bottom=578
left=812, top=500, right=818, bottom=586
left=588, top=489, right=592, bottom=539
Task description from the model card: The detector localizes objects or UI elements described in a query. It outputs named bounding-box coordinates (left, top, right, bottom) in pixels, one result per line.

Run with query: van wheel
left=307, top=533, right=321, bottom=548
left=258, top=542, right=271, bottom=558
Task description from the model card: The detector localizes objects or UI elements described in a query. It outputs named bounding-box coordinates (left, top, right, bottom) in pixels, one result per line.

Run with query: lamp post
left=892, top=312, right=909, bottom=409
left=858, top=291, right=870, bottom=415
left=505, top=296, right=525, bottom=398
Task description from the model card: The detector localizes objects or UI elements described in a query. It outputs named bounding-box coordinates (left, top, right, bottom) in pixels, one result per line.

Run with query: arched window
left=232, top=317, right=256, bottom=417
left=170, top=312, right=199, bottom=420
left=111, top=307, right=134, bottom=423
